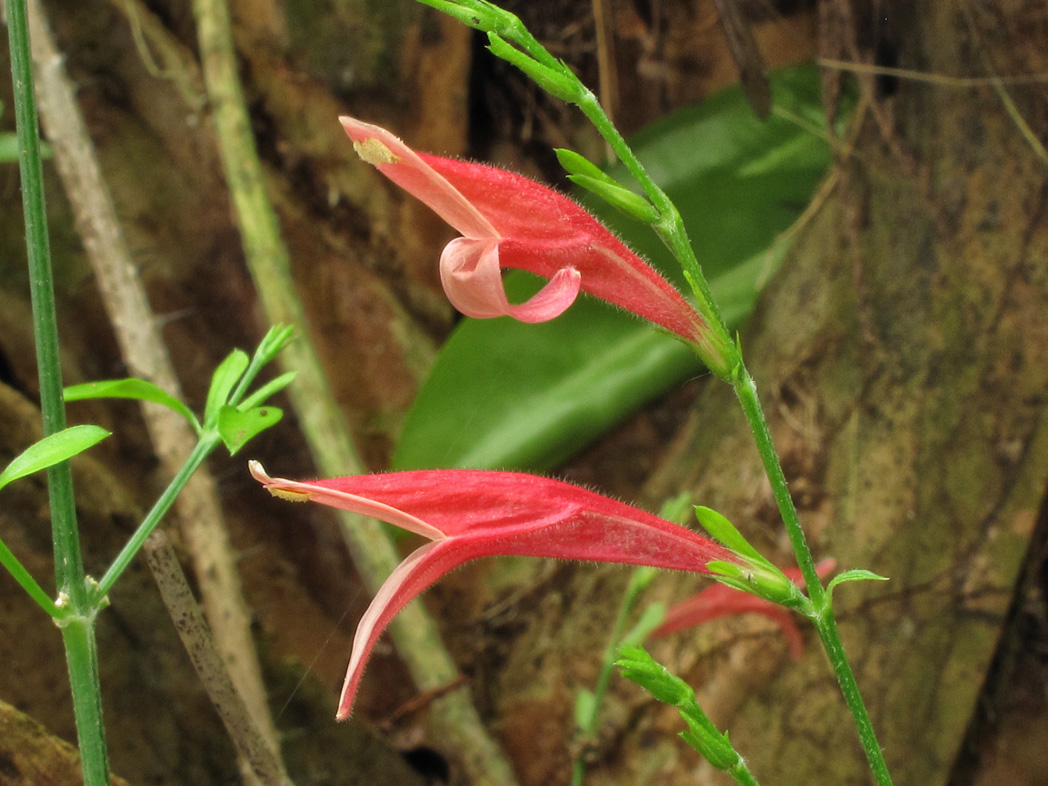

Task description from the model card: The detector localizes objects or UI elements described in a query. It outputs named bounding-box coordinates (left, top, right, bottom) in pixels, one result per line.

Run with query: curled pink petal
left=251, top=462, right=739, bottom=718
left=502, top=267, right=583, bottom=324
left=440, top=237, right=582, bottom=322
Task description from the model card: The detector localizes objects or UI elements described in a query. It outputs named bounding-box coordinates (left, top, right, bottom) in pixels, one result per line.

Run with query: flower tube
left=341, top=117, right=732, bottom=373
left=250, top=461, right=741, bottom=718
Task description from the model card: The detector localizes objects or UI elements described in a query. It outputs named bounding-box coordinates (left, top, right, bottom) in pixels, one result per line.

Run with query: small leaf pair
left=64, top=325, right=296, bottom=455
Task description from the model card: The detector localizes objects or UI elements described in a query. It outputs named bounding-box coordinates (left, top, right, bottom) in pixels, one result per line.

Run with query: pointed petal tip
left=247, top=459, right=269, bottom=483
left=335, top=672, right=361, bottom=720
left=248, top=461, right=315, bottom=502
left=338, top=115, right=368, bottom=133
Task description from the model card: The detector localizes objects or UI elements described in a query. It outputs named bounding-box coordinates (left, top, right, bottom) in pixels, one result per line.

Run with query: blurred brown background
left=1, top=1, right=1046, bottom=785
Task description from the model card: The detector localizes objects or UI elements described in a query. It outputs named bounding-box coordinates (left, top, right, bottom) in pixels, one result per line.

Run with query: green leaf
left=65, top=378, right=200, bottom=433
left=217, top=405, right=283, bottom=455
left=555, top=147, right=615, bottom=184
left=693, top=506, right=764, bottom=563
left=394, top=64, right=840, bottom=472
left=486, top=33, right=580, bottom=103
left=616, top=645, right=739, bottom=771
left=566, top=174, right=660, bottom=223
left=707, top=559, right=800, bottom=606
left=615, top=645, right=693, bottom=707
left=205, top=350, right=249, bottom=427
left=0, top=425, right=111, bottom=493
left=251, top=324, right=296, bottom=371
left=237, top=370, right=297, bottom=411
left=827, top=569, right=890, bottom=596
left=225, top=325, right=296, bottom=409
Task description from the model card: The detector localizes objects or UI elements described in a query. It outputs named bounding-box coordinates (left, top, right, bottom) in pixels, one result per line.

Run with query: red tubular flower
left=340, top=116, right=729, bottom=370
left=650, top=559, right=836, bottom=659
left=249, top=461, right=739, bottom=719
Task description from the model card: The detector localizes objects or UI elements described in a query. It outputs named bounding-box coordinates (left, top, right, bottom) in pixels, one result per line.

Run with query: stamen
left=353, top=138, right=399, bottom=166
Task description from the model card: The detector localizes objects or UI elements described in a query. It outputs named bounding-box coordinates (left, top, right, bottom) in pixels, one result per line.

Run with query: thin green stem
left=8, top=0, right=108, bottom=782
left=9, top=0, right=85, bottom=604
left=422, top=6, right=893, bottom=784
left=732, top=365, right=892, bottom=786
left=813, top=609, right=894, bottom=786
left=573, top=93, right=730, bottom=346
left=727, top=759, right=762, bottom=786
left=59, top=616, right=109, bottom=786
left=731, top=366, right=824, bottom=602
left=576, top=49, right=894, bottom=786
left=571, top=570, right=649, bottom=786
left=93, top=435, right=220, bottom=601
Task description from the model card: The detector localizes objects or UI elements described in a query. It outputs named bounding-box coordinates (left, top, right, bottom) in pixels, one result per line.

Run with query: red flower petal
left=250, top=462, right=737, bottom=717
left=340, top=116, right=713, bottom=350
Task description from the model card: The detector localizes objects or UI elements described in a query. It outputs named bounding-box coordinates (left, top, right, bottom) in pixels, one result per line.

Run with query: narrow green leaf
left=394, top=64, right=841, bottom=472
left=694, top=506, right=763, bottom=562
left=486, top=33, right=580, bottom=103
left=616, top=645, right=740, bottom=771
left=827, top=569, right=890, bottom=595
left=226, top=325, right=296, bottom=409
left=0, top=425, right=110, bottom=492
left=415, top=0, right=502, bottom=34
left=205, top=350, right=249, bottom=426
left=237, top=370, right=297, bottom=411
left=567, top=174, right=660, bottom=223
left=615, top=645, right=693, bottom=707
left=217, top=405, right=283, bottom=455
left=555, top=148, right=615, bottom=184
left=706, top=560, right=750, bottom=584
left=65, top=378, right=200, bottom=432
left=252, top=324, right=296, bottom=369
